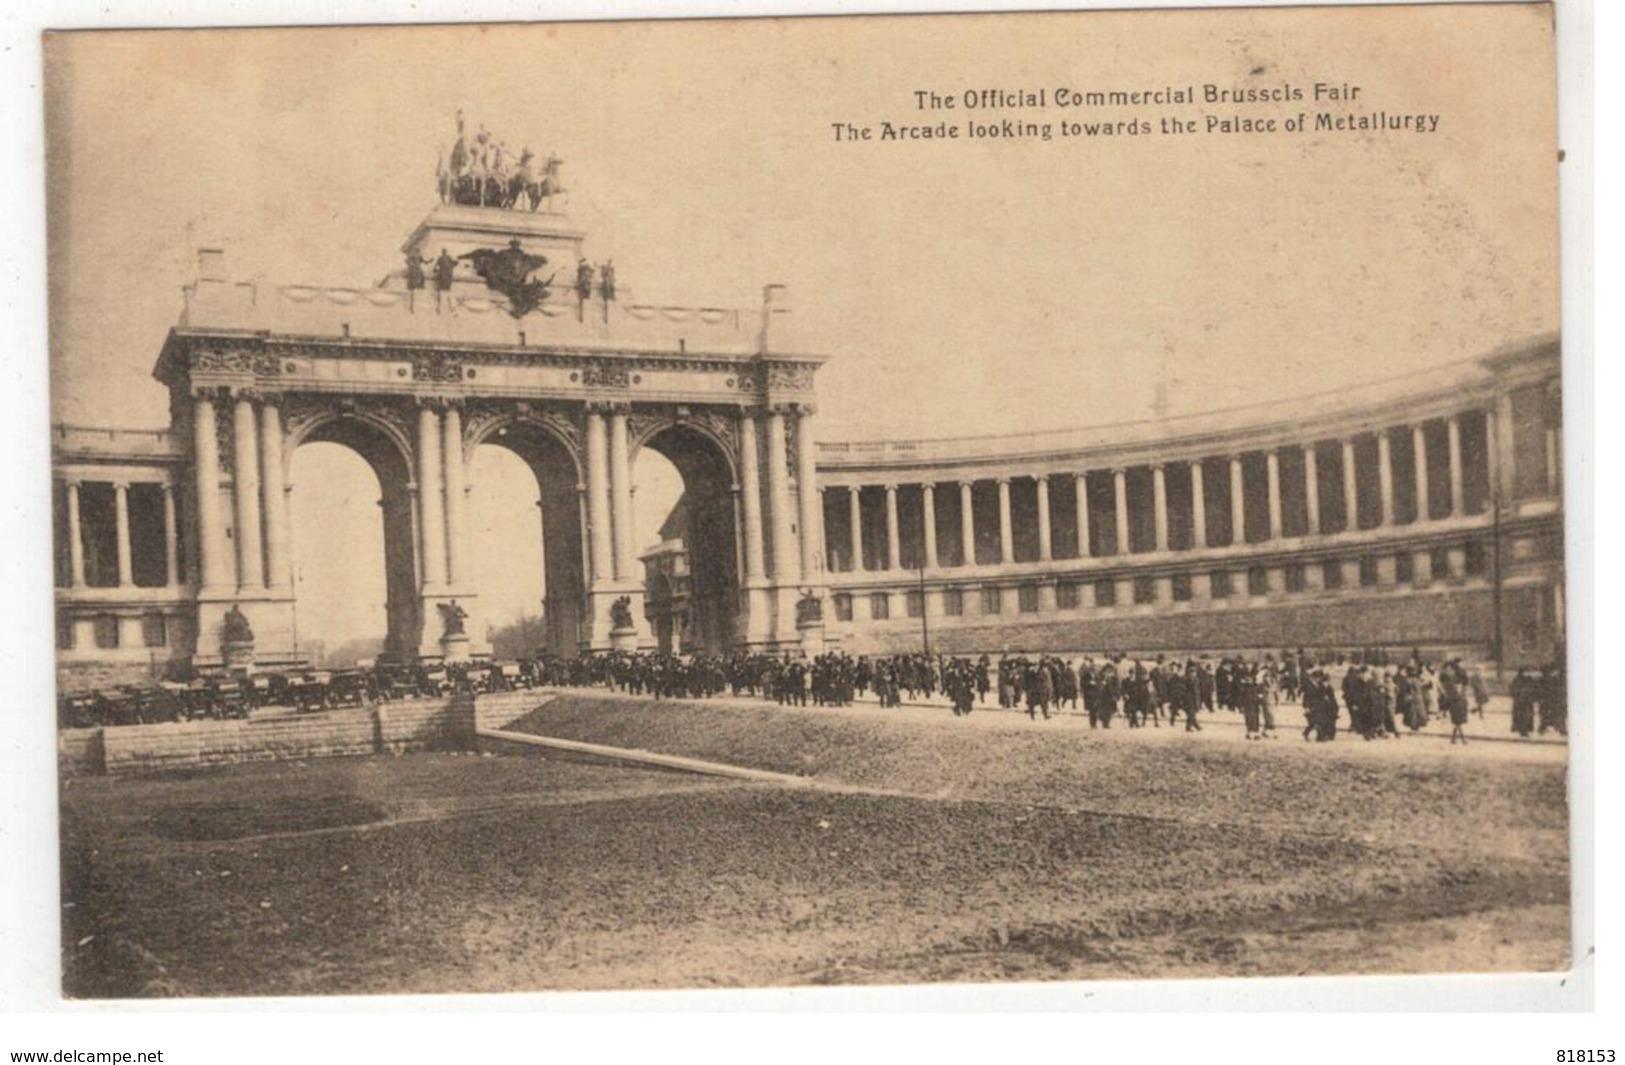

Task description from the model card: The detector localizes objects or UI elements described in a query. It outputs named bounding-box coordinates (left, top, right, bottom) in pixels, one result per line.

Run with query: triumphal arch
left=153, top=168, right=827, bottom=670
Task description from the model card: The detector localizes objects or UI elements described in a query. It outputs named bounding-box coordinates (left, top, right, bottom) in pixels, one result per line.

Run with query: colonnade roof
left=52, top=425, right=183, bottom=465
left=815, top=335, right=1558, bottom=478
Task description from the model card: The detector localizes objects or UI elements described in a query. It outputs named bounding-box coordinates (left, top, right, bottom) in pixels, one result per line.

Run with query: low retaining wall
left=58, top=693, right=493, bottom=777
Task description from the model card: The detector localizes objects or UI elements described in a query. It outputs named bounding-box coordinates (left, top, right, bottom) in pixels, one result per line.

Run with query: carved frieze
left=768, top=366, right=815, bottom=391
left=728, top=363, right=816, bottom=395
left=574, top=367, right=638, bottom=388
left=192, top=349, right=285, bottom=377
left=413, top=353, right=465, bottom=383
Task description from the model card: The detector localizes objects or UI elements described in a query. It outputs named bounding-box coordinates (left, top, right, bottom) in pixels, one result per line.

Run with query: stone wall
left=57, top=728, right=105, bottom=778
left=60, top=694, right=482, bottom=778
left=472, top=690, right=553, bottom=733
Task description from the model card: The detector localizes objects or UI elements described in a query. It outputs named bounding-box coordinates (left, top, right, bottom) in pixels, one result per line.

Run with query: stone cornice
left=156, top=327, right=827, bottom=383
left=816, top=337, right=1558, bottom=479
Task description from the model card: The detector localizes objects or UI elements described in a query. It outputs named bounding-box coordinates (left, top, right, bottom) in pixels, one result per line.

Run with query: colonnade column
left=1342, top=439, right=1359, bottom=532
left=884, top=484, right=901, bottom=571
left=609, top=406, right=635, bottom=581
left=737, top=411, right=766, bottom=582
left=113, top=481, right=133, bottom=588
left=417, top=402, right=448, bottom=591
left=997, top=478, right=1014, bottom=564
left=1487, top=401, right=1506, bottom=504
left=1447, top=415, right=1465, bottom=516
left=959, top=481, right=976, bottom=567
left=1412, top=423, right=1429, bottom=522
left=847, top=486, right=863, bottom=572
left=1377, top=429, right=1394, bottom=528
left=1074, top=473, right=1090, bottom=558
left=1265, top=449, right=1282, bottom=540
left=922, top=483, right=939, bottom=569
left=765, top=408, right=799, bottom=585
left=1229, top=457, right=1244, bottom=544
left=65, top=480, right=85, bottom=588
left=192, top=392, right=228, bottom=593
left=1152, top=464, right=1168, bottom=552
left=161, top=483, right=179, bottom=587
left=1189, top=461, right=1206, bottom=549
left=795, top=408, right=821, bottom=580
left=233, top=394, right=264, bottom=591
left=441, top=402, right=468, bottom=589
left=1036, top=476, right=1053, bottom=561
left=1304, top=444, right=1321, bottom=536
left=260, top=398, right=290, bottom=592
left=1112, top=469, right=1129, bottom=555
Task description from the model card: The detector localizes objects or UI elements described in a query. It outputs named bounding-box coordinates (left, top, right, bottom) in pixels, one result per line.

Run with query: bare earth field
left=59, top=695, right=1569, bottom=997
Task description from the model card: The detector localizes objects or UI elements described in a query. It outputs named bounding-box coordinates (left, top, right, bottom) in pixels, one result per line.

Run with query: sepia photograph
left=36, top=1, right=1577, bottom=1006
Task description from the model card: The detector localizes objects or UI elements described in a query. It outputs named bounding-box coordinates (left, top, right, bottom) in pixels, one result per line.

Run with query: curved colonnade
left=813, top=337, right=1563, bottom=663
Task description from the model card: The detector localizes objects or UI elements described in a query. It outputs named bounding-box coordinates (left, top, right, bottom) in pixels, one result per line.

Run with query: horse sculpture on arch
left=436, top=120, right=566, bottom=213
left=507, top=152, right=566, bottom=212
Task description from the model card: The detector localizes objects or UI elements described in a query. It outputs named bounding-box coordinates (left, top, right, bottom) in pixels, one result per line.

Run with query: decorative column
left=1152, top=464, right=1169, bottom=552
left=737, top=411, right=766, bottom=582
left=732, top=485, right=746, bottom=581
left=65, top=480, right=85, bottom=588
left=161, top=483, right=179, bottom=588
left=1229, top=456, right=1245, bottom=544
left=996, top=477, right=1014, bottom=563
left=233, top=394, right=264, bottom=591
left=765, top=408, right=799, bottom=585
left=577, top=484, right=592, bottom=595
left=795, top=408, right=822, bottom=580
left=922, top=483, right=939, bottom=570
left=1112, top=468, right=1129, bottom=555
left=1190, top=461, right=1206, bottom=549
left=113, top=481, right=133, bottom=588
left=260, top=398, right=290, bottom=592
left=1377, top=429, right=1394, bottom=528
left=847, top=486, right=863, bottom=572
left=441, top=403, right=469, bottom=589
left=416, top=402, right=448, bottom=591
left=584, top=406, right=613, bottom=585
left=884, top=483, right=901, bottom=570
left=1265, top=449, right=1282, bottom=540
left=1035, top=476, right=1053, bottom=561
left=959, top=481, right=976, bottom=567
left=1447, top=415, right=1465, bottom=516
left=192, top=392, right=228, bottom=593
left=1304, top=444, right=1321, bottom=536
left=609, top=406, right=636, bottom=581
left=1342, top=439, right=1359, bottom=532
left=1074, top=473, right=1091, bottom=558
left=1412, top=422, right=1429, bottom=523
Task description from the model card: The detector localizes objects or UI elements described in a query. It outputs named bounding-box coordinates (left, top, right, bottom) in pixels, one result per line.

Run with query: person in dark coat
left=1510, top=667, right=1536, bottom=737
left=1441, top=660, right=1470, bottom=744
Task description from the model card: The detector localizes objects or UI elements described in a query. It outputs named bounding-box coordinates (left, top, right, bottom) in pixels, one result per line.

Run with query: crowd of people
left=530, top=645, right=1567, bottom=744
left=59, top=641, right=1566, bottom=744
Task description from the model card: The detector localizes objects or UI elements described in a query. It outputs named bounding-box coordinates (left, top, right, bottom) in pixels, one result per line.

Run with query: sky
left=42, top=6, right=1562, bottom=647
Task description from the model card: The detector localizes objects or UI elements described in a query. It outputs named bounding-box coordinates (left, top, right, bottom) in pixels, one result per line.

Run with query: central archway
left=633, top=422, right=740, bottom=654
left=466, top=416, right=586, bottom=657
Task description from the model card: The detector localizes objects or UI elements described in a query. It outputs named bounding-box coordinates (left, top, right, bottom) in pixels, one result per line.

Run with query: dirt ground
left=59, top=693, right=1570, bottom=997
